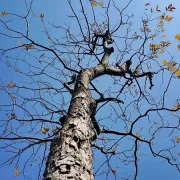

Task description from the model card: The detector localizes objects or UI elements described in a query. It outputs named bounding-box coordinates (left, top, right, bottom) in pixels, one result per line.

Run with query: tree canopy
left=0, top=0, right=180, bottom=179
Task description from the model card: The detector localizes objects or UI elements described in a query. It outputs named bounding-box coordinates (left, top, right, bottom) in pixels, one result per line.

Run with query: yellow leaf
left=99, top=1, right=104, bottom=7
left=1, top=11, right=9, bottom=16
left=161, top=35, right=166, bottom=38
left=175, top=70, right=180, bottom=76
left=164, top=15, right=173, bottom=22
left=161, top=60, right=170, bottom=66
left=149, top=43, right=159, bottom=51
left=14, top=166, right=19, bottom=176
left=175, top=136, right=180, bottom=143
left=136, top=131, right=140, bottom=138
left=8, top=81, right=16, bottom=88
left=40, top=13, right=44, bottom=18
left=41, top=127, right=49, bottom=134
left=168, top=66, right=177, bottom=72
left=92, top=1, right=97, bottom=7
left=175, top=33, right=180, bottom=41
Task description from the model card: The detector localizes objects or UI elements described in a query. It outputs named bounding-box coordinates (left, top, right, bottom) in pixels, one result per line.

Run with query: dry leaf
left=145, top=3, right=150, bottom=6
left=166, top=4, right=176, bottom=12
left=14, top=166, right=19, bottom=176
left=161, top=35, right=166, bottom=38
left=11, top=112, right=18, bottom=120
left=25, top=44, right=34, bottom=51
left=149, top=43, right=159, bottom=51
left=40, top=13, right=44, bottom=18
left=177, top=45, right=180, bottom=49
left=175, top=136, right=180, bottom=143
left=175, top=33, right=180, bottom=41
left=175, top=70, right=180, bottom=77
left=8, top=81, right=16, bottom=88
left=92, top=1, right=97, bottom=7
left=41, top=127, right=49, bottom=134
left=160, top=41, right=171, bottom=47
left=18, top=42, right=34, bottom=50
left=154, top=54, right=158, bottom=59
left=161, top=60, right=170, bottom=66
left=172, top=104, right=180, bottom=112
left=99, top=1, right=104, bottom=7
left=1, top=11, right=9, bottom=16
left=159, top=48, right=164, bottom=53
left=136, top=131, right=140, bottom=138
left=164, top=15, right=173, bottom=22
left=112, top=168, right=116, bottom=174
left=156, top=5, right=161, bottom=12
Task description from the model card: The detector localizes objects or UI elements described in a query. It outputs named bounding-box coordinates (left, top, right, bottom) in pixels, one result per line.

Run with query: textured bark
left=43, top=69, right=96, bottom=180
left=43, top=38, right=115, bottom=179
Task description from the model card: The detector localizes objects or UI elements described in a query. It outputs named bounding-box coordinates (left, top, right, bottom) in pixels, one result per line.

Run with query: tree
left=0, top=0, right=180, bottom=179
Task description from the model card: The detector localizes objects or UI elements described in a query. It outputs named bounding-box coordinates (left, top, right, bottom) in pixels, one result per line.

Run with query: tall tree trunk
left=43, top=69, right=96, bottom=180
left=44, top=40, right=114, bottom=180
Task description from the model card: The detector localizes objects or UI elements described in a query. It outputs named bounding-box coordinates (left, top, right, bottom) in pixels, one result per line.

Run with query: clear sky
left=0, top=0, right=180, bottom=180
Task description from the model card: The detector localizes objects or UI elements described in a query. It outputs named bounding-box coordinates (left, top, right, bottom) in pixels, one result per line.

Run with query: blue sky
left=0, top=0, right=180, bottom=180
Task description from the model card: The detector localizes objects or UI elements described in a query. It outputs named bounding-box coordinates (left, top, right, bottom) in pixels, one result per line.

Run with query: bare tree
left=0, top=0, right=180, bottom=180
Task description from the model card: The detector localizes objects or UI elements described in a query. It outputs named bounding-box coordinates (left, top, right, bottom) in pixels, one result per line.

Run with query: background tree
left=0, top=0, right=180, bottom=179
